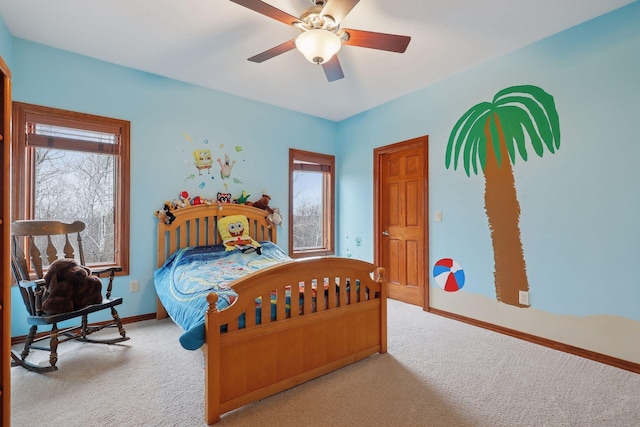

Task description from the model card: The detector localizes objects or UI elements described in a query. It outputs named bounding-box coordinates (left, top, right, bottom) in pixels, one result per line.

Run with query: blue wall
left=0, top=16, right=12, bottom=68
left=5, top=37, right=337, bottom=336
left=337, top=2, right=640, bottom=320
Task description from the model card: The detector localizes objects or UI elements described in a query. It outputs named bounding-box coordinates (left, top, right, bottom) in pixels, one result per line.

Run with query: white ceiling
left=0, top=0, right=634, bottom=121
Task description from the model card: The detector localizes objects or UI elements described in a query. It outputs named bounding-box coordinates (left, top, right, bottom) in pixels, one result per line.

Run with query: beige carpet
left=11, top=300, right=640, bottom=427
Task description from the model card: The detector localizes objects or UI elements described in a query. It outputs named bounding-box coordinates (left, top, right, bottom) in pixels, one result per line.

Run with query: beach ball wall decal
left=433, top=258, right=465, bottom=292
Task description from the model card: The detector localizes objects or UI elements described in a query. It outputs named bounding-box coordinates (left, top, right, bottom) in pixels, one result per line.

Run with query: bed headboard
left=156, top=204, right=277, bottom=268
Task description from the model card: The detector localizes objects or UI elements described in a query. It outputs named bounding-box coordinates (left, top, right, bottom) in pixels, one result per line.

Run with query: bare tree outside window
left=12, top=103, right=130, bottom=273
left=34, top=147, right=115, bottom=263
left=288, top=149, right=334, bottom=258
left=292, top=171, right=324, bottom=249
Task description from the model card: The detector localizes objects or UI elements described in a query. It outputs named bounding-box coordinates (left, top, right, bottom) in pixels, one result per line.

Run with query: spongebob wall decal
left=193, top=149, right=213, bottom=175
left=177, top=133, right=249, bottom=203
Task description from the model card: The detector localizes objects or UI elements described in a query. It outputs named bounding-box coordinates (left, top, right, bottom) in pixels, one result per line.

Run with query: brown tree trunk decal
left=445, top=85, right=560, bottom=308
left=483, top=114, right=529, bottom=306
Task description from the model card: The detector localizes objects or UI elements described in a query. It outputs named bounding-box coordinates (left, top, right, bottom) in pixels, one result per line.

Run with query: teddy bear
left=41, top=259, right=103, bottom=315
left=251, top=194, right=274, bottom=214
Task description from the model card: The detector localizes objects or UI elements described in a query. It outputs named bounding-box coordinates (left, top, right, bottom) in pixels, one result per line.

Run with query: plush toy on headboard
left=154, top=203, right=176, bottom=225
left=217, top=192, right=233, bottom=204
left=218, top=215, right=262, bottom=255
left=251, top=194, right=274, bottom=214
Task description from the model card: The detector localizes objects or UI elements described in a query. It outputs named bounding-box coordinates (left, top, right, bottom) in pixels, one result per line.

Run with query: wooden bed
left=155, top=203, right=387, bottom=425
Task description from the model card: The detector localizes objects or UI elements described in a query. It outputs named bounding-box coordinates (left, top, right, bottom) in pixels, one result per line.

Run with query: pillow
left=218, top=215, right=262, bottom=254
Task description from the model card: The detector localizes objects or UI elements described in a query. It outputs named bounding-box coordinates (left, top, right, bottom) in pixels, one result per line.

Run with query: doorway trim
left=374, top=135, right=429, bottom=310
left=0, top=53, right=12, bottom=427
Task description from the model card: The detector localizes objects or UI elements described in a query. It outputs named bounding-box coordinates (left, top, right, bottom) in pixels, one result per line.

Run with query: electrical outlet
left=130, top=280, right=139, bottom=292
left=519, top=290, right=529, bottom=306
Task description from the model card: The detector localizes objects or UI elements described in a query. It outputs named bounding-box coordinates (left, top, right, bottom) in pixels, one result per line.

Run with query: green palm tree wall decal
left=445, top=85, right=560, bottom=307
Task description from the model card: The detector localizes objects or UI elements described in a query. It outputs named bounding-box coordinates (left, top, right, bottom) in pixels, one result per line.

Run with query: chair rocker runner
left=10, top=220, right=129, bottom=373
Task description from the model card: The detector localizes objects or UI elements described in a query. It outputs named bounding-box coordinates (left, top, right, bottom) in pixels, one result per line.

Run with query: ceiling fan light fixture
left=295, top=29, right=341, bottom=64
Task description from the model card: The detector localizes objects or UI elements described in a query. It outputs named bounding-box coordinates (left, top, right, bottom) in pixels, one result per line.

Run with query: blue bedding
left=154, top=241, right=291, bottom=350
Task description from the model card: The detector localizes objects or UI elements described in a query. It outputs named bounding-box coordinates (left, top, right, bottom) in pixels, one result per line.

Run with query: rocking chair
left=10, top=220, right=129, bottom=373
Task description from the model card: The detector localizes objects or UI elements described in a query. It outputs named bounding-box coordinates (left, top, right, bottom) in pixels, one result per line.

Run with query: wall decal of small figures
left=217, top=153, right=236, bottom=179
left=193, top=149, right=213, bottom=175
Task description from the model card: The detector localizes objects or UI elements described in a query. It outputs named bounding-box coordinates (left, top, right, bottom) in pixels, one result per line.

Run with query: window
left=289, top=149, right=334, bottom=258
left=12, top=102, right=130, bottom=274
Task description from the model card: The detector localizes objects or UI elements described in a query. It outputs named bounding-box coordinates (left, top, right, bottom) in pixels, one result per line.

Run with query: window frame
left=288, top=148, right=335, bottom=258
left=11, top=102, right=130, bottom=275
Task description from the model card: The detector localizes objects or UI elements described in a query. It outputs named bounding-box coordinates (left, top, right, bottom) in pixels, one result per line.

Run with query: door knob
left=382, top=231, right=390, bottom=236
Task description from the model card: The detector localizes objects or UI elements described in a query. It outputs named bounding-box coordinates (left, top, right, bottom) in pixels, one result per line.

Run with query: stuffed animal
left=251, top=194, right=274, bottom=214
left=41, top=259, right=103, bottom=315
left=217, top=192, right=232, bottom=204
left=235, top=190, right=251, bottom=205
left=174, top=198, right=188, bottom=209
left=155, top=203, right=176, bottom=225
left=217, top=215, right=262, bottom=254
left=179, top=191, right=191, bottom=208
left=267, top=207, right=283, bottom=228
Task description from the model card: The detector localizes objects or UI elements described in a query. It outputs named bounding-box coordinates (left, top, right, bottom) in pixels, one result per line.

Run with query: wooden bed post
left=156, top=224, right=169, bottom=319
left=377, top=267, right=388, bottom=353
left=204, top=293, right=221, bottom=425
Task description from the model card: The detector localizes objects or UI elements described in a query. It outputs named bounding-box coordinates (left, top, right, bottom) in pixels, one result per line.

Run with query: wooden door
left=374, top=136, right=428, bottom=308
left=0, top=55, right=11, bottom=427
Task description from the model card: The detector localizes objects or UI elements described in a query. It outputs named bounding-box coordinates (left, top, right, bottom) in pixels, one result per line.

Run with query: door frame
left=0, top=54, right=11, bottom=427
left=374, top=136, right=429, bottom=310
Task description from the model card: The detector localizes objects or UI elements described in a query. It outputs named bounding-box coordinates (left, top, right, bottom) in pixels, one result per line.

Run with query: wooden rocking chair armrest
left=16, top=279, right=46, bottom=316
left=91, top=266, right=122, bottom=299
left=17, top=278, right=45, bottom=289
left=91, top=266, right=123, bottom=277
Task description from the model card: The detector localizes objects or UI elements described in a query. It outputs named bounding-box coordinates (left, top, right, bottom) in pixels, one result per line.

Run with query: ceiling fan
left=230, top=0, right=411, bottom=82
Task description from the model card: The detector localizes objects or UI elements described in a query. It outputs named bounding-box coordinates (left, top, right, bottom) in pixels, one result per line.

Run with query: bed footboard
left=203, top=257, right=387, bottom=425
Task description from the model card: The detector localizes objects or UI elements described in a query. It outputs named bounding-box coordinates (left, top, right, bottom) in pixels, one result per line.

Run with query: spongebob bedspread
left=153, top=241, right=291, bottom=350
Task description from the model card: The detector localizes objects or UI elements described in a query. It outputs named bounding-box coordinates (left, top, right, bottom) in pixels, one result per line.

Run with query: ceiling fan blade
left=230, top=0, right=301, bottom=26
left=321, top=0, right=360, bottom=24
left=342, top=29, right=411, bottom=53
left=322, top=55, right=344, bottom=82
left=248, top=39, right=296, bottom=63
